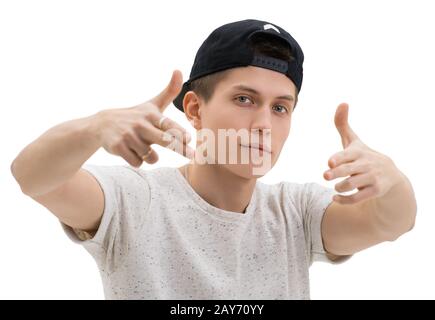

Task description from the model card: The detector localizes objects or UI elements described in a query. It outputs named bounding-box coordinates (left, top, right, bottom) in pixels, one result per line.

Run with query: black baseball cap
left=173, top=19, right=304, bottom=112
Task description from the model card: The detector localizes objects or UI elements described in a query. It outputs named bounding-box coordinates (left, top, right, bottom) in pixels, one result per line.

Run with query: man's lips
left=239, top=143, right=272, bottom=154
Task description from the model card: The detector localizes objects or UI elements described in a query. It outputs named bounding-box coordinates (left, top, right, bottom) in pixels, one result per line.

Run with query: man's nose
left=251, top=105, right=272, bottom=134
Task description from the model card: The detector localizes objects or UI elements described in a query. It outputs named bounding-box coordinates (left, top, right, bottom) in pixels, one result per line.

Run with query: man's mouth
left=239, top=143, right=272, bottom=154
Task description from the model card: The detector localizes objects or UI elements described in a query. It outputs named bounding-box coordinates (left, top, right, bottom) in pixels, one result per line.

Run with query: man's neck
left=179, top=163, right=256, bottom=214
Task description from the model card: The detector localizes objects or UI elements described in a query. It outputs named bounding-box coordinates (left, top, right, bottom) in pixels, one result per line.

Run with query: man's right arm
left=10, top=70, right=193, bottom=236
left=11, top=114, right=106, bottom=234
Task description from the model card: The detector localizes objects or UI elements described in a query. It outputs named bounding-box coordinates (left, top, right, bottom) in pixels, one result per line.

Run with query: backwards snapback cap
left=173, top=19, right=304, bottom=112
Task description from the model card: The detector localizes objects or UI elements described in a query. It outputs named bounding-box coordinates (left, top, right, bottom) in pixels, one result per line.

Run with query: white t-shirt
left=61, top=164, right=350, bottom=299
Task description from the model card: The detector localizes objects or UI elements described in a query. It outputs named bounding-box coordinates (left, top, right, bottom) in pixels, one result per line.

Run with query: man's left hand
left=323, top=103, right=404, bottom=205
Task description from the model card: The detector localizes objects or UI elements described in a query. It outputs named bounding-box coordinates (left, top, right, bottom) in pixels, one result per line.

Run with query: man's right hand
left=96, top=70, right=194, bottom=167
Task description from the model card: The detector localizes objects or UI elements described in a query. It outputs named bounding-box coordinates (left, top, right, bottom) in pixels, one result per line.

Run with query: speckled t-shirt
left=61, top=164, right=349, bottom=299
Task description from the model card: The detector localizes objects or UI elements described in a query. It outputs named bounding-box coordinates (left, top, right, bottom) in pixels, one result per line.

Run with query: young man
left=11, top=19, right=416, bottom=299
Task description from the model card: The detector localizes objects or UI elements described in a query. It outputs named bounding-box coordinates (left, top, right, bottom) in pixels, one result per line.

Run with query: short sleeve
left=301, top=183, right=352, bottom=265
left=60, top=163, right=151, bottom=274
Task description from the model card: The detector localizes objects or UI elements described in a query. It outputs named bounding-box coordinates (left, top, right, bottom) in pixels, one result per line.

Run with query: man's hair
left=190, top=33, right=299, bottom=108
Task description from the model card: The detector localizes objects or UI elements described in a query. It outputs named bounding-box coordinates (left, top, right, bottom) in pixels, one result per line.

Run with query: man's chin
left=223, top=162, right=273, bottom=179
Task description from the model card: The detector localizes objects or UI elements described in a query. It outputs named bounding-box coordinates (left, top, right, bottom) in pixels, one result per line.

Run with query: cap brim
left=173, top=81, right=191, bottom=113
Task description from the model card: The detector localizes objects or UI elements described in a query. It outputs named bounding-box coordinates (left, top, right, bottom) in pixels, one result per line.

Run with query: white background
left=1, top=0, right=434, bottom=299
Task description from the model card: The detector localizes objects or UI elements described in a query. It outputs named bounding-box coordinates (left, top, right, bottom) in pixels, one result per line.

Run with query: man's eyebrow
left=232, top=85, right=294, bottom=102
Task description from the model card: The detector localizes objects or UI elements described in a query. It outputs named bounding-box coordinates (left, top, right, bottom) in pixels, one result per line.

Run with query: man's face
left=194, top=66, right=296, bottom=178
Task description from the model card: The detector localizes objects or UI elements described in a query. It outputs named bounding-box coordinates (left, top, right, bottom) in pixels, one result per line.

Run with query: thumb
left=334, top=102, right=359, bottom=148
left=150, top=70, right=183, bottom=111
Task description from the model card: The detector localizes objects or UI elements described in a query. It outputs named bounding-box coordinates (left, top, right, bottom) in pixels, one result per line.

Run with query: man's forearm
left=363, top=172, right=417, bottom=241
left=11, top=113, right=103, bottom=197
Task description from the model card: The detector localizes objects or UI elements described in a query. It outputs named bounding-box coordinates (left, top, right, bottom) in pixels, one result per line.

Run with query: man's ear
left=183, top=91, right=203, bottom=130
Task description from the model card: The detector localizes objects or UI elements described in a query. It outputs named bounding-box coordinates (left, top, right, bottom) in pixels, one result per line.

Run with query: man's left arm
left=321, top=103, right=417, bottom=256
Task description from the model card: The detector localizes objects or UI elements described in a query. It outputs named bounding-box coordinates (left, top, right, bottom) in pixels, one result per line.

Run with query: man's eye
left=236, top=96, right=253, bottom=104
left=273, top=105, right=289, bottom=113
